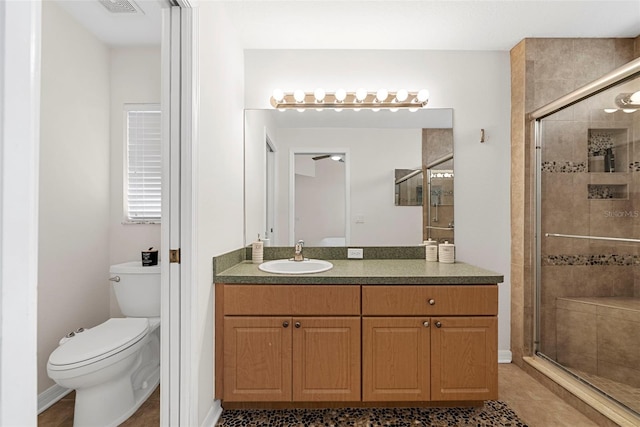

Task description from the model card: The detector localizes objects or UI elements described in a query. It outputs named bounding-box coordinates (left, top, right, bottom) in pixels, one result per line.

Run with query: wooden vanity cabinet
left=362, top=317, right=431, bottom=401
left=223, top=316, right=292, bottom=402
left=362, top=285, right=498, bottom=402
left=219, top=285, right=361, bottom=402
left=430, top=316, right=497, bottom=401
left=218, top=283, right=498, bottom=405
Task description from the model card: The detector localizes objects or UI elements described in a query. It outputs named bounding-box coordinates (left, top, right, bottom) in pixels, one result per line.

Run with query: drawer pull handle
left=428, top=299, right=435, bottom=305
left=295, top=321, right=301, bottom=328
left=435, top=321, right=442, bottom=328
left=423, top=321, right=429, bottom=328
left=282, top=321, right=289, bottom=328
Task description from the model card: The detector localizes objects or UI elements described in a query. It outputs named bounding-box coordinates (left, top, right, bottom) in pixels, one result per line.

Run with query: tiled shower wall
left=510, top=37, right=640, bottom=365
left=539, top=97, right=639, bottom=357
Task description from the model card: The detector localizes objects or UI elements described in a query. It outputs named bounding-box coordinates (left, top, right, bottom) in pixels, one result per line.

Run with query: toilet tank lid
left=48, top=318, right=149, bottom=368
left=110, top=261, right=160, bottom=274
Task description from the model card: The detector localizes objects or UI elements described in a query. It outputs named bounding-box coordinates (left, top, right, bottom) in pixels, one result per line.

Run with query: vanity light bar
left=270, top=88, right=429, bottom=111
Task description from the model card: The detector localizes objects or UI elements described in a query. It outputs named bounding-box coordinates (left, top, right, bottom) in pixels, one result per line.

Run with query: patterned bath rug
left=216, top=400, right=529, bottom=426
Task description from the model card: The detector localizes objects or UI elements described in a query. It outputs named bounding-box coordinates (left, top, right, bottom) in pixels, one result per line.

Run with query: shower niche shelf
left=587, top=128, right=629, bottom=173
left=587, top=184, right=628, bottom=200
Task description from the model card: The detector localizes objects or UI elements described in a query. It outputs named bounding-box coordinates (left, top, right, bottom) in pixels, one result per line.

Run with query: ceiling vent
left=98, top=0, right=144, bottom=14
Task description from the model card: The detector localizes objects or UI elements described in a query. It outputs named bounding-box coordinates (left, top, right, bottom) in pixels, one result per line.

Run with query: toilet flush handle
left=109, top=276, right=120, bottom=282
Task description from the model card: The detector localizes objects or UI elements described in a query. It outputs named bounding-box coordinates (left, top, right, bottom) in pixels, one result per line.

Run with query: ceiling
left=57, top=0, right=640, bottom=50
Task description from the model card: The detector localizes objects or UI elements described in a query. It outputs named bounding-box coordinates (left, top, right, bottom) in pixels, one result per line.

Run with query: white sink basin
left=258, top=259, right=333, bottom=275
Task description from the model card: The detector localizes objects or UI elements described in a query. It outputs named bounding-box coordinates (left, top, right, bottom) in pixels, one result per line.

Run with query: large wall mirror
left=244, top=108, right=453, bottom=247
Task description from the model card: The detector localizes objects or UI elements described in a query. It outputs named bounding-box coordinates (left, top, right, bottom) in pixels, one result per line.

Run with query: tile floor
left=39, top=364, right=599, bottom=426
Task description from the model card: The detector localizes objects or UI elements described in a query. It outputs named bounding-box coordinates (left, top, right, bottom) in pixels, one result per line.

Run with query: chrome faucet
left=293, top=240, right=305, bottom=261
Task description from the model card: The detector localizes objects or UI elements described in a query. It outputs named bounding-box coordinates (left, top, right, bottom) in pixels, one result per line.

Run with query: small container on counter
left=438, top=241, right=455, bottom=263
left=422, top=239, right=438, bottom=262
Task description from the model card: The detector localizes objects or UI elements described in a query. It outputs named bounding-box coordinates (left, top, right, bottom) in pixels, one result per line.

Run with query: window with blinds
left=124, top=105, right=161, bottom=223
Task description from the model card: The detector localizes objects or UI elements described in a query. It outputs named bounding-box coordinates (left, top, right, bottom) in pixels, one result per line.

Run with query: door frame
left=161, top=1, right=198, bottom=425
left=0, top=1, right=41, bottom=425
left=0, top=2, right=199, bottom=424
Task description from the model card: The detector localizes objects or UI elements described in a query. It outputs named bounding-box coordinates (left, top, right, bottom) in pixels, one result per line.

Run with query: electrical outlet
left=347, top=248, right=364, bottom=259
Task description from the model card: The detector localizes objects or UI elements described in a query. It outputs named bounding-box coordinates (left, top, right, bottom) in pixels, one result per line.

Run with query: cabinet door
left=431, top=316, right=497, bottom=401
left=292, top=317, right=361, bottom=401
left=362, top=317, right=431, bottom=402
left=223, top=317, right=292, bottom=402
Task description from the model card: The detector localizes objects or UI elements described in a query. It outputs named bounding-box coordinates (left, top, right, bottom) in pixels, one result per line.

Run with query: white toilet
left=47, top=261, right=161, bottom=427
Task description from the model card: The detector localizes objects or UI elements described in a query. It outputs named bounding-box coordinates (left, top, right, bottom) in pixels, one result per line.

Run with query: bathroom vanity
left=214, top=256, right=503, bottom=408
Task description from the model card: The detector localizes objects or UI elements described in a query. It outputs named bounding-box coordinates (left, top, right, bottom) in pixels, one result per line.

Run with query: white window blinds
left=125, top=105, right=161, bottom=223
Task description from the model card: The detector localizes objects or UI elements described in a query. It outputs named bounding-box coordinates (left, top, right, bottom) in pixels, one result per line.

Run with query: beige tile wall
left=510, top=38, right=639, bottom=366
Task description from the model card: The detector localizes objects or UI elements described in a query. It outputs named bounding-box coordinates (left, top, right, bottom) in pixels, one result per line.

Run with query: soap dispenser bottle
left=252, top=234, right=264, bottom=264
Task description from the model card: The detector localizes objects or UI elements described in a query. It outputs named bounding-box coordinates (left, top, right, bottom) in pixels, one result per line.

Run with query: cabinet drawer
left=362, top=285, right=497, bottom=316
left=223, top=284, right=360, bottom=315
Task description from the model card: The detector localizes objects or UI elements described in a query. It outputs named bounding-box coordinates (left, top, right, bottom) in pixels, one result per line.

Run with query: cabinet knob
left=435, top=321, right=442, bottom=328
left=295, top=321, right=301, bottom=328
left=282, top=321, right=289, bottom=328
left=428, top=299, right=435, bottom=305
left=423, top=321, right=430, bottom=328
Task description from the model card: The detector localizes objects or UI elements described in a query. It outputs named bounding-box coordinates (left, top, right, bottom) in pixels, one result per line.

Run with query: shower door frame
left=530, top=57, right=640, bottom=405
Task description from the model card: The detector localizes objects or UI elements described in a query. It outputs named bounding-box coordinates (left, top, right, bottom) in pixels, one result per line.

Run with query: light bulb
left=390, top=108, right=399, bottom=113
left=375, top=88, right=388, bottom=103
left=314, top=88, right=326, bottom=103
left=335, top=89, right=346, bottom=103
left=294, top=89, right=305, bottom=103
left=330, top=155, right=342, bottom=161
left=334, top=108, right=343, bottom=112
left=372, top=108, right=380, bottom=112
left=603, top=108, right=618, bottom=113
left=630, top=91, right=640, bottom=103
left=297, top=108, right=306, bottom=113
left=272, top=88, right=285, bottom=103
left=622, top=108, right=637, bottom=113
left=395, top=89, right=408, bottom=102
left=409, top=108, right=419, bottom=113
left=355, top=88, right=368, bottom=102
left=416, top=89, right=429, bottom=103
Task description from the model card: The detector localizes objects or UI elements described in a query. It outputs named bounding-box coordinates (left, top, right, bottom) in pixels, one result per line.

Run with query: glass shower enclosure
left=533, top=59, right=640, bottom=416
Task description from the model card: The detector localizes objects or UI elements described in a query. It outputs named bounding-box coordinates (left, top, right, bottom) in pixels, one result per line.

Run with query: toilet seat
left=48, top=318, right=149, bottom=371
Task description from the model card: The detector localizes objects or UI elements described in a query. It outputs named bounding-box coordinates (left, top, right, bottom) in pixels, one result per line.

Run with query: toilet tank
left=110, top=261, right=161, bottom=317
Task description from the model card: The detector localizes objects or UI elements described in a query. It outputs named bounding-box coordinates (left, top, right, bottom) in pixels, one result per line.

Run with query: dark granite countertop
left=214, top=258, right=503, bottom=285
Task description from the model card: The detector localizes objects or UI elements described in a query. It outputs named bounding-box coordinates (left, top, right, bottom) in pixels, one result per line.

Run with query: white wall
left=109, top=47, right=161, bottom=316
left=38, top=0, right=111, bottom=393
left=277, top=128, right=423, bottom=246
left=109, top=47, right=161, bottom=264
left=195, top=3, right=245, bottom=423
left=244, top=49, right=512, bottom=357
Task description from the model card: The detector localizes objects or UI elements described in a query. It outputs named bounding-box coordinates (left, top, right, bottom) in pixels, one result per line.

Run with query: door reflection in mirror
left=294, top=153, right=347, bottom=247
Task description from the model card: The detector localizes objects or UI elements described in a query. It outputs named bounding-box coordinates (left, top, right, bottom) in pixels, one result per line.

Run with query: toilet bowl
left=47, top=261, right=161, bottom=427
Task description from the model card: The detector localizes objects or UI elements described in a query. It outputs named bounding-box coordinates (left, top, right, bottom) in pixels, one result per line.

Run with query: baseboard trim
left=38, top=384, right=71, bottom=414
left=201, top=399, right=223, bottom=427
left=498, top=350, right=512, bottom=364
